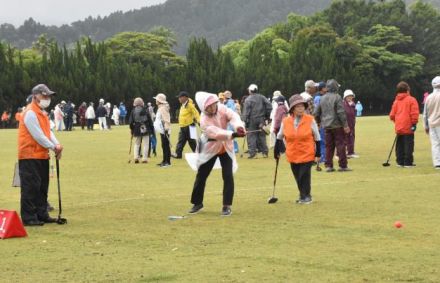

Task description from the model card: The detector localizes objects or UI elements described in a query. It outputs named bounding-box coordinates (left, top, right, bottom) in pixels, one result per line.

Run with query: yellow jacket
left=178, top=98, right=200, bottom=127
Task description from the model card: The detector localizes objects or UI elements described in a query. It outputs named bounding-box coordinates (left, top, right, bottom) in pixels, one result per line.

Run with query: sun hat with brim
left=153, top=93, right=167, bottom=104
left=432, top=76, right=440, bottom=88
left=343, top=89, right=355, bottom=99
left=32, top=84, right=56, bottom=96
left=288, top=94, right=307, bottom=112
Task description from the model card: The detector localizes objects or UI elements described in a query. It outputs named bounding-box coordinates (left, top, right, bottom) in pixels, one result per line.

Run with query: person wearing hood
left=188, top=92, right=246, bottom=216
left=153, top=93, right=172, bottom=167
left=390, top=81, right=419, bottom=168
left=314, top=79, right=351, bottom=172
left=172, top=91, right=200, bottom=159
left=275, top=95, right=321, bottom=204
left=423, top=76, right=440, bottom=169
left=129, top=97, right=154, bottom=164
left=18, top=84, right=63, bottom=226
left=241, top=84, right=272, bottom=158
left=355, top=101, right=363, bottom=117
left=343, top=90, right=358, bottom=158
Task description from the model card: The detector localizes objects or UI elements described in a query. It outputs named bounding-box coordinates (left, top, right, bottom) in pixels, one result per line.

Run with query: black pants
left=290, top=162, right=313, bottom=199
left=87, top=119, right=94, bottom=130
left=396, top=134, right=414, bottom=166
left=175, top=126, right=197, bottom=157
left=160, top=133, right=171, bottom=164
left=19, top=159, right=51, bottom=222
left=191, top=153, right=234, bottom=206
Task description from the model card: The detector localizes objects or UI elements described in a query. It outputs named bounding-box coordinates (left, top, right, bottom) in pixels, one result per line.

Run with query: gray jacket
left=314, top=92, right=348, bottom=129
left=241, top=93, right=272, bottom=129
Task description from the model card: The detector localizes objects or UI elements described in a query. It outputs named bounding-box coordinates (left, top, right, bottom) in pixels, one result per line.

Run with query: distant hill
left=0, top=0, right=438, bottom=54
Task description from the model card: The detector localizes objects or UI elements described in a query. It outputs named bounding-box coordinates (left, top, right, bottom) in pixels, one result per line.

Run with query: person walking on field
left=343, top=90, right=359, bottom=158
left=153, top=93, right=172, bottom=167
left=241, top=84, right=272, bottom=158
left=119, top=102, right=127, bottom=125
left=172, top=91, right=200, bottom=159
left=314, top=79, right=351, bottom=172
left=129, top=98, right=154, bottom=164
left=18, top=84, right=63, bottom=226
left=112, top=105, right=120, bottom=126
left=97, top=99, right=107, bottom=130
left=188, top=92, right=246, bottom=216
left=390, top=81, right=419, bottom=168
left=275, top=95, right=321, bottom=204
left=314, top=82, right=327, bottom=163
left=355, top=101, right=363, bottom=117
left=424, top=76, right=440, bottom=169
left=78, top=102, right=87, bottom=130
left=54, top=102, right=65, bottom=131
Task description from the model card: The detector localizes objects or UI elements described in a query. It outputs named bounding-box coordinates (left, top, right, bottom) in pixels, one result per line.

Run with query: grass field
left=1, top=116, right=439, bottom=282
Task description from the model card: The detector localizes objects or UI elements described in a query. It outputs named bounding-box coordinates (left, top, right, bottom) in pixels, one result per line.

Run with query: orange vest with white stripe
left=283, top=114, right=315, bottom=164
left=18, top=102, right=51, bottom=160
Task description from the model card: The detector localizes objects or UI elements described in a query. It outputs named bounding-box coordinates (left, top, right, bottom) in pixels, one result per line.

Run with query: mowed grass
left=1, top=116, right=439, bottom=282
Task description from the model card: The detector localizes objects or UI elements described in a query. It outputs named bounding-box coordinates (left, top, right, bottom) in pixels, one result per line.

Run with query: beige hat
left=288, top=94, right=307, bottom=112
left=153, top=93, right=167, bottom=104
left=133, top=97, right=144, bottom=107
left=273, top=90, right=282, bottom=98
left=224, top=90, right=232, bottom=99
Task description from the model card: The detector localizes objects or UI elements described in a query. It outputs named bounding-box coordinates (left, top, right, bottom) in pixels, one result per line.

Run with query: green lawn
left=1, top=116, right=439, bottom=282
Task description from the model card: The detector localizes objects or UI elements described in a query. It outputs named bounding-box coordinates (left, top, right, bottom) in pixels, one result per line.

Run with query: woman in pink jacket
left=188, top=92, right=246, bottom=216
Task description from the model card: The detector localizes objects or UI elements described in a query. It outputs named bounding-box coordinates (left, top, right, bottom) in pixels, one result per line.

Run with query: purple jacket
left=343, top=100, right=356, bottom=129
left=273, top=103, right=288, bottom=134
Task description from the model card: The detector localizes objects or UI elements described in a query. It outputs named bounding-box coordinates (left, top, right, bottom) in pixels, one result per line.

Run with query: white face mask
left=38, top=99, right=51, bottom=109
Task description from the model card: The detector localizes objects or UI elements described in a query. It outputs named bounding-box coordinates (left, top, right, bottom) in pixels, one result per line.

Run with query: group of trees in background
left=1, top=0, right=440, bottom=115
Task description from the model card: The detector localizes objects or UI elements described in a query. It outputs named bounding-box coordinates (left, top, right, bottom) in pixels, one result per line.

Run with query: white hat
left=343, top=89, right=355, bottom=99
left=248, top=84, right=258, bottom=93
left=432, top=76, right=440, bottom=88
left=305, top=80, right=318, bottom=89
left=273, top=90, right=282, bottom=98
left=99, top=98, right=104, bottom=104
left=224, top=90, right=232, bottom=99
left=153, top=93, right=167, bottom=104
left=61, top=100, right=66, bottom=104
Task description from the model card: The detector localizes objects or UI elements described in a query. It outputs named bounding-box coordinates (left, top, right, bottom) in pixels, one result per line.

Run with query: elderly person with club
left=18, top=84, right=63, bottom=226
left=188, top=92, right=246, bottom=216
left=129, top=97, right=154, bottom=164
left=275, top=94, right=321, bottom=204
left=153, top=93, right=172, bottom=167
left=423, top=76, right=440, bottom=169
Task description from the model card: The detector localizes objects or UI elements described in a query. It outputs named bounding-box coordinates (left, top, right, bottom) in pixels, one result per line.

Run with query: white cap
left=99, top=98, right=104, bottom=103
left=273, top=90, right=282, bottom=98
left=305, top=80, right=318, bottom=89
left=61, top=100, right=66, bottom=104
left=343, top=89, right=355, bottom=99
left=248, top=84, right=258, bottom=93
left=432, top=76, right=440, bottom=88
left=153, top=93, right=167, bottom=104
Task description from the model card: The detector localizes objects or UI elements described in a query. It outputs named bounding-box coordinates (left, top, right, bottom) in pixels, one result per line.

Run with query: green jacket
left=178, top=98, right=200, bottom=127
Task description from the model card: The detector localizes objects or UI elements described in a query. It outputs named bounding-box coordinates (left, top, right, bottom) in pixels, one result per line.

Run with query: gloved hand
left=274, top=139, right=285, bottom=159
left=411, top=124, right=417, bottom=132
left=232, top=127, right=246, bottom=138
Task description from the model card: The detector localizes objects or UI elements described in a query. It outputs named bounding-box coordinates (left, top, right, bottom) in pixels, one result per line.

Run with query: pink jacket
left=195, top=92, right=244, bottom=171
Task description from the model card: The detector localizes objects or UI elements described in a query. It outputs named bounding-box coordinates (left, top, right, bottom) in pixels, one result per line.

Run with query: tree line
left=1, top=0, right=439, bottom=117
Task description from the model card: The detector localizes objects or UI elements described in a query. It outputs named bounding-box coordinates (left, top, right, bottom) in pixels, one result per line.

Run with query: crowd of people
left=13, top=76, right=440, bottom=224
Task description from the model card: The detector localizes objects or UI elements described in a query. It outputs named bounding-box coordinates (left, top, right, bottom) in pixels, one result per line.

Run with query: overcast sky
left=0, top=0, right=167, bottom=27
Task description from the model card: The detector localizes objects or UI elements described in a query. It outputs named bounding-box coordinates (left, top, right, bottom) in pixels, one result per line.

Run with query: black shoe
left=248, top=154, right=256, bottom=159
left=41, top=217, right=58, bottom=223
left=160, top=163, right=171, bottom=168
left=297, top=196, right=313, bottom=204
left=188, top=204, right=204, bottom=214
left=23, top=220, right=44, bottom=226
left=338, top=167, right=353, bottom=172
left=221, top=206, right=232, bottom=216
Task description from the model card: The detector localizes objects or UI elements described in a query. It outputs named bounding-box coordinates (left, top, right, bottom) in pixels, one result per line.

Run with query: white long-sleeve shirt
left=24, top=110, right=59, bottom=150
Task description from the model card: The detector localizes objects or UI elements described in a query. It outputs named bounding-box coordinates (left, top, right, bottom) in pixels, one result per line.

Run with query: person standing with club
left=188, top=92, right=246, bottom=216
left=423, top=76, right=440, bottom=169
left=389, top=81, right=419, bottom=168
left=18, top=84, right=63, bottom=226
left=275, top=94, right=321, bottom=204
left=153, top=93, right=172, bottom=167
left=172, top=91, right=200, bottom=159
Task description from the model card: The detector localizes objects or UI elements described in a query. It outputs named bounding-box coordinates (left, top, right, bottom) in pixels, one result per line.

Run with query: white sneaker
left=348, top=154, right=359, bottom=158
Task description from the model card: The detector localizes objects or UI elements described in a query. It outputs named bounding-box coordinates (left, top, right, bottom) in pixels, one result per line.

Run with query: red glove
left=232, top=127, right=246, bottom=138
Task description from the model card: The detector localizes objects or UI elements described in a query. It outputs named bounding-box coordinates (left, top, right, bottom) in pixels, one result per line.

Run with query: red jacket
left=389, top=92, right=419, bottom=135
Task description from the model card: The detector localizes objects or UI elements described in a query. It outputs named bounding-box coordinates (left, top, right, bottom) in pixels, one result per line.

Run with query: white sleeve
left=311, top=119, right=321, bottom=141
left=276, top=122, right=284, bottom=140
left=24, top=111, right=56, bottom=150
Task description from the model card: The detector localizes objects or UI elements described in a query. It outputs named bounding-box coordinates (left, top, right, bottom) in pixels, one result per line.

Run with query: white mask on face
left=38, top=99, right=51, bottom=109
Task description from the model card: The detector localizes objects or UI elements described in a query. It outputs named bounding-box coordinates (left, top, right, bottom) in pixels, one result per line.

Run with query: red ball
left=394, top=221, right=403, bottom=228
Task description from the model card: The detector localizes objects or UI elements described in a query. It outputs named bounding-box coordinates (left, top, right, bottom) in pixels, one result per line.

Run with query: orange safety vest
left=283, top=114, right=315, bottom=164
left=18, top=102, right=51, bottom=160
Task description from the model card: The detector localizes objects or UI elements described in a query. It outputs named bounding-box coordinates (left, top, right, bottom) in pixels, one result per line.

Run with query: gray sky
left=0, top=0, right=167, bottom=27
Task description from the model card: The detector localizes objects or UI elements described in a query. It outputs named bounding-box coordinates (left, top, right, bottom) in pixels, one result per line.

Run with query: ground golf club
left=268, top=158, right=280, bottom=204
left=55, top=159, right=67, bottom=225
left=382, top=135, right=398, bottom=167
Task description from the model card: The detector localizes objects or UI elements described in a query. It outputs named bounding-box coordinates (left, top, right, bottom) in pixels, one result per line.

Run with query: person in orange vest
left=274, top=94, right=321, bottom=204
left=18, top=84, right=63, bottom=226
left=15, top=107, right=23, bottom=128
left=1, top=110, right=10, bottom=128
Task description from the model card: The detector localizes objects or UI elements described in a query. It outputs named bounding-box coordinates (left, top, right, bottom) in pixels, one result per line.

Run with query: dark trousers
left=19, top=159, right=51, bottom=222
left=290, top=162, right=313, bottom=199
left=65, top=116, right=73, bottom=131
left=191, top=153, right=234, bottom=206
left=325, top=128, right=347, bottom=169
left=160, top=133, right=171, bottom=164
left=345, top=127, right=355, bottom=155
left=175, top=126, right=197, bottom=157
left=247, top=131, right=268, bottom=156
left=396, top=134, right=414, bottom=166
left=80, top=117, right=86, bottom=130
left=87, top=119, right=94, bottom=130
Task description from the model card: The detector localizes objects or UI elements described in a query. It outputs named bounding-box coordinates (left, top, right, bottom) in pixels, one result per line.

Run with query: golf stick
left=268, top=158, right=280, bottom=204
left=55, top=159, right=67, bottom=225
left=128, top=134, right=133, bottom=163
left=382, top=135, right=398, bottom=167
